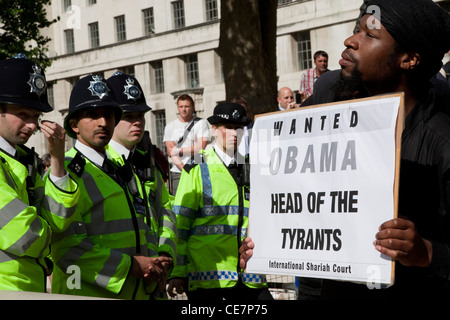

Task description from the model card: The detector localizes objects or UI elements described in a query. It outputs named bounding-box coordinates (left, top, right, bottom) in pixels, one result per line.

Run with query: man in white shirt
left=163, top=94, right=210, bottom=195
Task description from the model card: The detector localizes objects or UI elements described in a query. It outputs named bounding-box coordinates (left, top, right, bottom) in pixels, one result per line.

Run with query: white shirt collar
left=0, top=136, right=17, bottom=157
left=75, top=140, right=107, bottom=167
left=213, top=144, right=236, bottom=166
left=109, top=139, right=132, bottom=160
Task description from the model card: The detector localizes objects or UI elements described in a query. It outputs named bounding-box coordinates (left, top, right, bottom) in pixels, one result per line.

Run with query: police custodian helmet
left=64, top=74, right=123, bottom=139
left=106, top=71, right=151, bottom=113
left=207, top=102, right=249, bottom=126
left=0, top=53, right=52, bottom=112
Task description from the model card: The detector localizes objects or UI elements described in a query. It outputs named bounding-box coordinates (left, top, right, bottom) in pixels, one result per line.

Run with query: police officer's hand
left=154, top=253, right=173, bottom=292
left=374, top=217, right=432, bottom=267
left=167, top=278, right=186, bottom=298
left=131, top=255, right=173, bottom=285
left=40, top=120, right=66, bottom=177
left=239, top=237, right=255, bottom=270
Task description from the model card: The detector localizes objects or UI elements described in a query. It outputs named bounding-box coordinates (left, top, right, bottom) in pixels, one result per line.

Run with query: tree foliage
left=218, top=0, right=278, bottom=119
left=0, top=0, right=57, bottom=69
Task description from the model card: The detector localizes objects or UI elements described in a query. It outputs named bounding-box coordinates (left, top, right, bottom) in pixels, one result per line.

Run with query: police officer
left=168, top=102, right=272, bottom=300
left=0, top=55, right=80, bottom=292
left=105, top=71, right=177, bottom=297
left=50, top=74, right=172, bottom=299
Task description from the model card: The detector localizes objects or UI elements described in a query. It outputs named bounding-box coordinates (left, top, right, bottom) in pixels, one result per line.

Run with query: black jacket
left=308, top=70, right=450, bottom=299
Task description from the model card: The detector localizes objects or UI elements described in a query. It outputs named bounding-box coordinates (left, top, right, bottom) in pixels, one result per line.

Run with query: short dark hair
left=314, top=51, right=328, bottom=61
left=177, top=94, right=195, bottom=108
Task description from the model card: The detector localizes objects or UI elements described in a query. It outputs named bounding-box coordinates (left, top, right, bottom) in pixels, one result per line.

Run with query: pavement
left=0, top=290, right=114, bottom=300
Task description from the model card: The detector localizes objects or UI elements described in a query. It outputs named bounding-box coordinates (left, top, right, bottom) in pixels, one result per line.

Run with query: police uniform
left=171, top=103, right=272, bottom=300
left=0, top=55, right=80, bottom=292
left=106, top=71, right=177, bottom=274
left=50, top=75, right=159, bottom=299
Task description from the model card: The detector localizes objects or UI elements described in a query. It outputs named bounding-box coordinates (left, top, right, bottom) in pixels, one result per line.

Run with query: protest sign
left=246, top=93, right=404, bottom=286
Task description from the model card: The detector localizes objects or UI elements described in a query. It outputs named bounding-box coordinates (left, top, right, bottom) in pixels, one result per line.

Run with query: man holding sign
left=241, top=0, right=450, bottom=299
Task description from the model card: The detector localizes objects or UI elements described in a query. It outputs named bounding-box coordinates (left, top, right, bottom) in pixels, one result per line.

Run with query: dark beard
left=331, top=68, right=368, bottom=102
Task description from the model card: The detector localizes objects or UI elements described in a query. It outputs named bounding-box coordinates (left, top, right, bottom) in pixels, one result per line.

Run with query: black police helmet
left=0, top=54, right=52, bottom=112
left=64, top=74, right=123, bottom=139
left=106, top=71, right=151, bottom=113
left=207, top=102, right=249, bottom=126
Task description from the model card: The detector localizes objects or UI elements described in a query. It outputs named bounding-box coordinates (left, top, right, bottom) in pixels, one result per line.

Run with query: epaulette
left=183, top=152, right=206, bottom=174
left=183, top=162, right=199, bottom=174
left=17, top=144, right=34, bottom=155
left=67, top=151, right=86, bottom=177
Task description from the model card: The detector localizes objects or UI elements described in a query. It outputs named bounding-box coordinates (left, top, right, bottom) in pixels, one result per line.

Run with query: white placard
left=246, top=94, right=404, bottom=286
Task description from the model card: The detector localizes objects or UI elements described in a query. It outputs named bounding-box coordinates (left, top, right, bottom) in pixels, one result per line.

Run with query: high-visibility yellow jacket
left=0, top=146, right=79, bottom=292
left=106, top=144, right=177, bottom=262
left=171, top=148, right=267, bottom=291
left=51, top=148, right=157, bottom=299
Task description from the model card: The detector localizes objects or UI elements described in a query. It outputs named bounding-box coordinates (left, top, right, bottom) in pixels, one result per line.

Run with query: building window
left=63, top=0, right=72, bottom=12
left=115, top=15, right=127, bottom=42
left=154, top=110, right=167, bottom=156
left=295, top=31, right=312, bottom=70
left=172, top=1, right=185, bottom=29
left=143, top=8, right=155, bottom=36
left=89, top=22, right=100, bottom=48
left=205, top=0, right=218, bottom=21
left=118, top=66, right=135, bottom=76
left=88, top=0, right=96, bottom=5
left=185, top=54, right=199, bottom=89
left=151, top=61, right=165, bottom=94
left=64, top=29, right=75, bottom=54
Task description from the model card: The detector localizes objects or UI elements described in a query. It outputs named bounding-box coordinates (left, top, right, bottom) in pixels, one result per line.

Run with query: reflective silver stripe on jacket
left=0, top=164, right=16, bottom=189
left=190, top=224, right=248, bottom=238
left=188, top=270, right=266, bottom=284
left=0, top=197, right=50, bottom=257
left=200, top=163, right=213, bottom=206
left=7, top=216, right=50, bottom=258
left=175, top=206, right=196, bottom=219
left=201, top=205, right=249, bottom=218
left=80, top=168, right=147, bottom=238
left=40, top=194, right=77, bottom=219
left=93, top=250, right=124, bottom=289
left=0, top=250, right=18, bottom=263
left=0, top=198, right=27, bottom=229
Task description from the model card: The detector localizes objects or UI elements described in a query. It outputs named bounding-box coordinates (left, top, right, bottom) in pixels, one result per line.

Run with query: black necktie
left=102, top=159, right=117, bottom=178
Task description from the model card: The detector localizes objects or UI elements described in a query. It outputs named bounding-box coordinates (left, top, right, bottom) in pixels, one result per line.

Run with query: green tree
left=0, top=0, right=57, bottom=69
left=218, top=0, right=278, bottom=119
